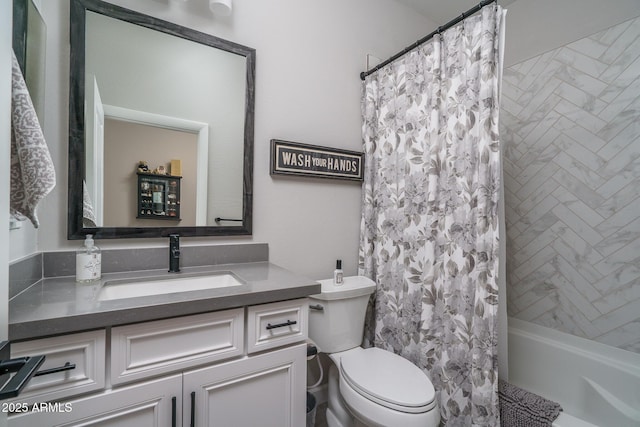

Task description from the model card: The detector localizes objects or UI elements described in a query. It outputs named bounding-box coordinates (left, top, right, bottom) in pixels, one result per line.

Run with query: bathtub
left=507, top=317, right=640, bottom=427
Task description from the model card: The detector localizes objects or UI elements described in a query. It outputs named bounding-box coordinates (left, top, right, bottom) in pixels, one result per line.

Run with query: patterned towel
left=499, top=380, right=562, bottom=427
left=10, top=50, right=55, bottom=228
left=82, top=180, right=97, bottom=227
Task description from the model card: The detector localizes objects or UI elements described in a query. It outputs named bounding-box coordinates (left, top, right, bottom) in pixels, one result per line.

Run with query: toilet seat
left=339, top=347, right=436, bottom=413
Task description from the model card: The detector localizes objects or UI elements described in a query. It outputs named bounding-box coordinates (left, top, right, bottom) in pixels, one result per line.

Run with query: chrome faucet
left=168, top=234, right=181, bottom=273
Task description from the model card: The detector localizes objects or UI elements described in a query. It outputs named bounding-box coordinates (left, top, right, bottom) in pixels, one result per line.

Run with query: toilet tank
left=308, top=276, right=376, bottom=354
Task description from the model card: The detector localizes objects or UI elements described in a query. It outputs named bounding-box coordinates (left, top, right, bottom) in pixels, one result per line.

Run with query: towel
left=498, top=380, right=562, bottom=427
left=10, top=50, right=55, bottom=228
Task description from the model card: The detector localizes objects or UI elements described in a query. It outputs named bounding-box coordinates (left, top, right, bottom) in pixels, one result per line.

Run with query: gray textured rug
left=498, top=380, right=562, bottom=427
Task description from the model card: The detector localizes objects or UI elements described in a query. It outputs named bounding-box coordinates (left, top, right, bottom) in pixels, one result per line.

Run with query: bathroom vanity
left=7, top=260, right=319, bottom=427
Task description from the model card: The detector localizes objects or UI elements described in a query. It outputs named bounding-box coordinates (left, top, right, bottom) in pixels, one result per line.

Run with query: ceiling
left=392, top=0, right=516, bottom=24
left=388, top=0, right=640, bottom=66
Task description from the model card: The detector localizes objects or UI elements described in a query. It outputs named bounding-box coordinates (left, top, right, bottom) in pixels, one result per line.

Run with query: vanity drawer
left=247, top=298, right=308, bottom=354
left=110, top=308, right=244, bottom=385
left=9, top=330, right=106, bottom=405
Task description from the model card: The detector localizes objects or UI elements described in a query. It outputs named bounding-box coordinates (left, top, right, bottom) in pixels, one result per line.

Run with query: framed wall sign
left=270, top=139, right=364, bottom=181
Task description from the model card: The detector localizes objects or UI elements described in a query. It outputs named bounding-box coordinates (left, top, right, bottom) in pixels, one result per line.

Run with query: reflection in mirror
left=69, top=0, right=255, bottom=239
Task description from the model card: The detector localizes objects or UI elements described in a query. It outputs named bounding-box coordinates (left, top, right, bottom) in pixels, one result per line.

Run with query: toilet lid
left=340, top=347, right=436, bottom=412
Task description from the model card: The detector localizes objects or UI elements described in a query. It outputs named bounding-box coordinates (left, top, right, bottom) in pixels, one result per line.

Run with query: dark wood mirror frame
left=68, top=0, right=255, bottom=239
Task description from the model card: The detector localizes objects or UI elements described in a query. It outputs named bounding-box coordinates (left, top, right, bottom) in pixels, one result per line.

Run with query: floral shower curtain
left=359, top=5, right=505, bottom=426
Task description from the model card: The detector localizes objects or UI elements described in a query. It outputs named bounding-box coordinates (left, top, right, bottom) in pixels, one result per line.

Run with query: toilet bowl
left=309, top=276, right=440, bottom=427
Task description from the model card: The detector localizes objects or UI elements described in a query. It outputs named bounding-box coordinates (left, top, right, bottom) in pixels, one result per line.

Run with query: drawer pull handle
left=266, top=320, right=297, bottom=330
left=309, top=304, right=324, bottom=311
left=34, top=362, right=76, bottom=377
left=171, top=396, right=177, bottom=427
left=190, top=391, right=196, bottom=427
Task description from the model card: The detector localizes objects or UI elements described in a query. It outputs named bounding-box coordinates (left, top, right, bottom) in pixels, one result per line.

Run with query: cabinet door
left=183, top=343, right=306, bottom=427
left=8, top=374, right=182, bottom=427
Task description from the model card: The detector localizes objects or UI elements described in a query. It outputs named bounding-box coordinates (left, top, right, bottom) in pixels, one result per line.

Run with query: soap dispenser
left=76, top=234, right=102, bottom=283
left=333, top=259, right=344, bottom=286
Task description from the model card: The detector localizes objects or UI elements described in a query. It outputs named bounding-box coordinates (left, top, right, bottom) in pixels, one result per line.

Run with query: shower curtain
left=359, top=5, right=504, bottom=426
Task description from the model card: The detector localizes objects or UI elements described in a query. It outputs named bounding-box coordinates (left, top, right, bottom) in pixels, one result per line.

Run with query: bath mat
left=498, top=379, right=562, bottom=427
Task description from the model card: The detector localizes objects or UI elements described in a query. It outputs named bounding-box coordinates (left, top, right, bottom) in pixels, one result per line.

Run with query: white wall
left=9, top=225, right=37, bottom=262
left=35, top=0, right=435, bottom=280
left=25, top=0, right=640, bottom=276
left=504, top=0, right=640, bottom=66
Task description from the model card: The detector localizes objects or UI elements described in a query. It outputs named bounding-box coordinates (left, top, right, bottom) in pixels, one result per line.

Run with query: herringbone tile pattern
left=500, top=16, right=640, bottom=353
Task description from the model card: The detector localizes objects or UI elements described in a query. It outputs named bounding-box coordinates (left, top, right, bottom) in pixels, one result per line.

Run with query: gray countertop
left=9, top=261, right=321, bottom=341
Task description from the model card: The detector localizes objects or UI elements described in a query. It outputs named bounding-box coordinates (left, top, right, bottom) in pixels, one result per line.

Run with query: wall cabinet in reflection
left=137, top=173, right=181, bottom=220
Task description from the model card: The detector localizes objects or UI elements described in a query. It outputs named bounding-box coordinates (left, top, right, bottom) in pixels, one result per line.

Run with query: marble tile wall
left=500, top=16, right=640, bottom=353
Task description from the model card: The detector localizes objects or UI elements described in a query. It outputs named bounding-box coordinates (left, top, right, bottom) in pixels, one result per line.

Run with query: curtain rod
left=360, top=0, right=497, bottom=80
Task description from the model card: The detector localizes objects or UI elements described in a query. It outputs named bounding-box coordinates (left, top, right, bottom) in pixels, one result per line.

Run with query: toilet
left=309, top=276, right=440, bottom=427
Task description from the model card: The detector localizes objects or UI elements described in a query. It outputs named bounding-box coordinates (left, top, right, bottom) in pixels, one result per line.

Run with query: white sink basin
left=98, top=272, right=244, bottom=301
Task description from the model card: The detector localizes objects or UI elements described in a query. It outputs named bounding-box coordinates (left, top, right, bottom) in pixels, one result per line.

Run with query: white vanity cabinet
left=184, top=342, right=306, bottom=427
left=8, top=298, right=309, bottom=427
left=8, top=374, right=182, bottom=427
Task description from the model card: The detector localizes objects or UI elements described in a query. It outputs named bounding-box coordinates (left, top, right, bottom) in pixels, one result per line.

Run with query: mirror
left=69, top=0, right=255, bottom=239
